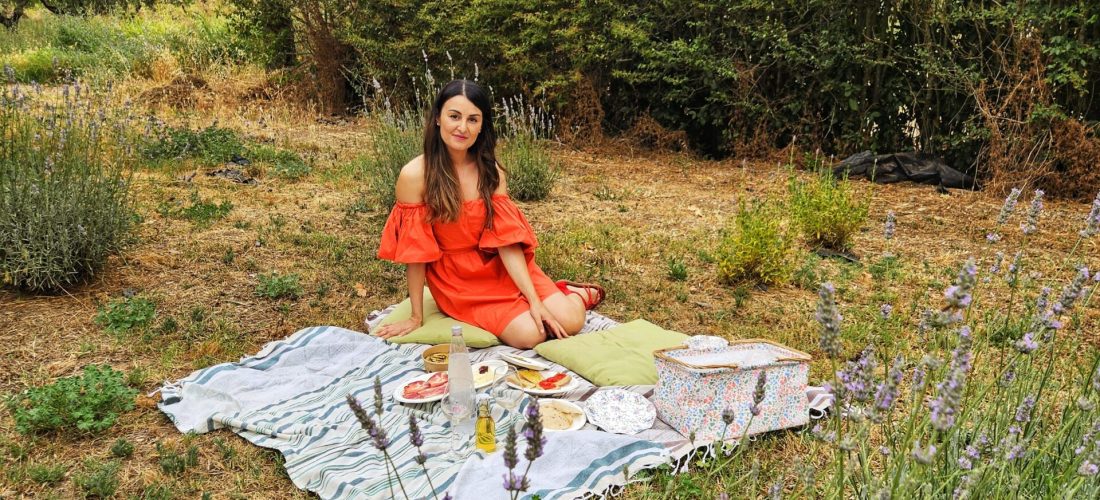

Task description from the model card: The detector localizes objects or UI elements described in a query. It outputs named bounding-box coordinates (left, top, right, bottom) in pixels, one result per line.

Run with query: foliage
left=74, top=459, right=120, bottom=499
left=142, top=124, right=247, bottom=166
left=110, top=438, right=134, bottom=458
left=667, top=256, right=688, bottom=281
left=156, top=441, right=198, bottom=475
left=788, top=171, right=869, bottom=251
left=500, top=132, right=555, bottom=202
left=95, top=295, right=156, bottom=334
left=157, top=191, right=232, bottom=227
left=357, top=110, right=421, bottom=210
left=254, top=271, right=303, bottom=300
left=715, top=200, right=796, bottom=286
left=27, top=463, right=66, bottom=485
left=7, top=365, right=137, bottom=435
left=0, top=74, right=136, bottom=292
left=250, top=144, right=311, bottom=179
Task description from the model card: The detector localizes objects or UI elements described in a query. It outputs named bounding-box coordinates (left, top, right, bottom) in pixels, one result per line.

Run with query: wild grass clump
left=788, top=170, right=869, bottom=251
left=255, top=272, right=303, bottom=300
left=0, top=70, right=137, bottom=293
left=95, top=295, right=157, bottom=334
left=7, top=365, right=137, bottom=435
left=27, top=463, right=67, bottom=485
left=74, top=459, right=120, bottom=498
left=715, top=200, right=796, bottom=286
left=250, top=144, right=311, bottom=179
left=142, top=124, right=247, bottom=166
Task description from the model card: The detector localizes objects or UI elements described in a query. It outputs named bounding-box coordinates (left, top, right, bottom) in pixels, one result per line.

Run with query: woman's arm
left=374, top=157, right=430, bottom=339
left=498, top=244, right=569, bottom=339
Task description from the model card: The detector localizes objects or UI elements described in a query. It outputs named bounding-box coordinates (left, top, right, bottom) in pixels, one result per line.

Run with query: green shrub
left=27, top=463, right=67, bottom=485
left=74, top=459, right=120, bottom=499
left=788, top=171, right=869, bottom=251
left=359, top=111, right=422, bottom=210
left=0, top=74, right=137, bottom=292
left=500, top=133, right=556, bottom=201
left=250, top=145, right=311, bottom=179
left=715, top=200, right=796, bottom=286
left=255, top=272, right=303, bottom=300
left=143, top=125, right=247, bottom=166
left=159, top=191, right=233, bottom=227
left=156, top=442, right=199, bottom=475
left=95, top=296, right=157, bottom=334
left=7, top=365, right=137, bottom=435
left=667, top=257, right=688, bottom=281
left=110, top=438, right=134, bottom=459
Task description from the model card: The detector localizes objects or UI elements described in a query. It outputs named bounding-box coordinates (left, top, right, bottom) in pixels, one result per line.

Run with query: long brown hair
left=423, top=80, right=500, bottom=228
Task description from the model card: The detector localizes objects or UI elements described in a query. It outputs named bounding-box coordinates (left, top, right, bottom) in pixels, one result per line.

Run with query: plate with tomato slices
left=505, top=369, right=579, bottom=396
left=394, top=372, right=450, bottom=404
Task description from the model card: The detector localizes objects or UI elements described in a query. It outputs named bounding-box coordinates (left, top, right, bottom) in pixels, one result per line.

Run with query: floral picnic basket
left=652, top=338, right=812, bottom=442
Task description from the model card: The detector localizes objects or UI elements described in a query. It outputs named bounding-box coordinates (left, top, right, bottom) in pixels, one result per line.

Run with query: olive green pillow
left=376, top=288, right=501, bottom=348
left=534, top=319, right=689, bottom=386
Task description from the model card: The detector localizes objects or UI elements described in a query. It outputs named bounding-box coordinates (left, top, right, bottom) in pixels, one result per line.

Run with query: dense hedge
left=242, top=1, right=1099, bottom=188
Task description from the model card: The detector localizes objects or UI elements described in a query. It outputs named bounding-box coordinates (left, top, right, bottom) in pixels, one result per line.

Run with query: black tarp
left=833, top=151, right=975, bottom=190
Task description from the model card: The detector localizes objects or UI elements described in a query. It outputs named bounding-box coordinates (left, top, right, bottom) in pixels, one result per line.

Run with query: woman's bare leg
left=499, top=313, right=546, bottom=349
left=499, top=290, right=589, bottom=348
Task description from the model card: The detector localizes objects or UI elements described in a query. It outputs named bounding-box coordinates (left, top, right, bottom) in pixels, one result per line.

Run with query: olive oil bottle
left=475, top=397, right=496, bottom=453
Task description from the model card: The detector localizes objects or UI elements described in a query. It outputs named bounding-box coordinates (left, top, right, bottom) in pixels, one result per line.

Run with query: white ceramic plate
left=506, top=370, right=579, bottom=396
left=393, top=372, right=450, bottom=404
left=537, top=398, right=587, bottom=432
left=499, top=353, right=551, bottom=371
left=584, top=388, right=656, bottom=434
left=473, top=360, right=508, bottom=389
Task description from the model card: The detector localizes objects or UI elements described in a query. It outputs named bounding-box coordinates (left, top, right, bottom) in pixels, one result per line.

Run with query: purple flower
left=838, top=346, right=877, bottom=403
left=816, top=283, right=843, bottom=358
left=1004, top=444, right=1025, bottom=461
left=1078, top=397, right=1096, bottom=412
left=1021, top=189, right=1044, bottom=235
left=1015, top=396, right=1036, bottom=424
left=989, top=251, right=1004, bottom=275
left=884, top=211, right=896, bottom=240
left=1001, top=367, right=1016, bottom=387
left=503, top=425, right=518, bottom=469
left=722, top=408, right=735, bottom=425
left=523, top=400, right=546, bottom=461
left=811, top=423, right=836, bottom=442
left=957, top=456, right=973, bottom=470
left=986, top=232, right=1001, bottom=243
left=1005, top=251, right=1022, bottom=286
left=408, top=414, right=424, bottom=448
left=1080, top=461, right=1099, bottom=477
left=880, top=303, right=893, bottom=320
left=373, top=376, right=384, bottom=416
left=873, top=357, right=905, bottom=418
left=930, top=326, right=973, bottom=431
left=912, top=442, right=936, bottom=464
left=1079, top=191, right=1100, bottom=238
left=965, top=445, right=980, bottom=461
left=750, top=371, right=767, bottom=416
left=502, top=471, right=529, bottom=493
left=1057, top=267, right=1090, bottom=313
left=997, top=187, right=1023, bottom=225
left=1015, top=333, right=1038, bottom=353
left=944, top=258, right=977, bottom=310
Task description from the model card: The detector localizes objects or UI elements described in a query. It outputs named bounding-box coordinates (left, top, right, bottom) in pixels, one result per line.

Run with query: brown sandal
left=555, top=280, right=606, bottom=310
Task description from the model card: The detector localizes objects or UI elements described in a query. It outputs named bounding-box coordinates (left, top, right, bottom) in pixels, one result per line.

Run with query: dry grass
left=3, top=66, right=1100, bottom=498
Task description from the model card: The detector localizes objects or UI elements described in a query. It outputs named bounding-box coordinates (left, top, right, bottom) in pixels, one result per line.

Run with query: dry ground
left=2, top=73, right=1099, bottom=498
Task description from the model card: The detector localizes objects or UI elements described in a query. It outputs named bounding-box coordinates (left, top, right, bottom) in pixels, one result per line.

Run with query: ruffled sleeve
left=479, top=195, right=538, bottom=253
left=378, top=203, right=443, bottom=263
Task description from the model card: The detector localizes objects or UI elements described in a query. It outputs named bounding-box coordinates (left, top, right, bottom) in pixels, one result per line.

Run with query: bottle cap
left=451, top=325, right=462, bottom=336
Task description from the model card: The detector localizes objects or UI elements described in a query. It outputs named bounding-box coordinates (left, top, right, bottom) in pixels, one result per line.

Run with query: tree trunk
left=1, top=0, right=30, bottom=29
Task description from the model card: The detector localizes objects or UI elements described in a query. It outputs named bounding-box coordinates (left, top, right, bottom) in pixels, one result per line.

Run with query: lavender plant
left=0, top=68, right=137, bottom=292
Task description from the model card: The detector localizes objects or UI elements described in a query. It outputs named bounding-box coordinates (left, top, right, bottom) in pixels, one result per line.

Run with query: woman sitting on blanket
left=372, top=79, right=605, bottom=349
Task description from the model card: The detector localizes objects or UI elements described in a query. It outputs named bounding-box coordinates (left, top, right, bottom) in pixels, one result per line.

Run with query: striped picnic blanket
left=157, top=310, right=691, bottom=499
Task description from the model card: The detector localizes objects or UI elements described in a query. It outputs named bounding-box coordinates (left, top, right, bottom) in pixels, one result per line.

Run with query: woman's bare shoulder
left=396, top=155, right=426, bottom=203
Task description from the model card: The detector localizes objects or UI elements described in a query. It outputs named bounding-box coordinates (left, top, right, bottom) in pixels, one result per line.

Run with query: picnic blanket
left=157, top=313, right=677, bottom=499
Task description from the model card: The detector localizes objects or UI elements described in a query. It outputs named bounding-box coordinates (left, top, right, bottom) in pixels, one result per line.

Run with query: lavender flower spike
left=750, top=371, right=767, bottom=416
left=1055, top=267, right=1090, bottom=314
left=884, top=211, right=896, bottom=240
left=944, top=258, right=978, bottom=311
left=1021, top=189, right=1044, bottom=235
left=930, top=326, right=973, bottom=431
left=1080, top=191, right=1100, bottom=238
left=523, top=400, right=546, bottom=461
left=816, top=283, right=843, bottom=358
left=1015, top=333, right=1038, bottom=353
left=997, top=187, right=1023, bottom=225
left=873, top=357, right=905, bottom=418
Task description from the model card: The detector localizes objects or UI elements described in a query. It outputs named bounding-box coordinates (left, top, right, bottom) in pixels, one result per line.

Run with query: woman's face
left=437, top=95, right=483, bottom=155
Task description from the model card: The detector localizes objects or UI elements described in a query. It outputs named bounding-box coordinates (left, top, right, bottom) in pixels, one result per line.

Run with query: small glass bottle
left=475, top=397, right=496, bottom=453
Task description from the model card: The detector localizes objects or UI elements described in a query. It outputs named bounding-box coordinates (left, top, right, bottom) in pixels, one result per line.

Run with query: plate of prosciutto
left=394, top=372, right=450, bottom=404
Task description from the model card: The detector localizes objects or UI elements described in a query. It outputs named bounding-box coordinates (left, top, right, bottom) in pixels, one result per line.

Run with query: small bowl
left=422, top=345, right=450, bottom=372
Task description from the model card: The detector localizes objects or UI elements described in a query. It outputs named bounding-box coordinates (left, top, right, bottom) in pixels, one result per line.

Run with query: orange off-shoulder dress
left=377, top=194, right=561, bottom=336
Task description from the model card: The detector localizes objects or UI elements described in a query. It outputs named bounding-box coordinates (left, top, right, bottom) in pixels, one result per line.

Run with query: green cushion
left=376, top=288, right=502, bottom=348
left=535, top=319, right=688, bottom=386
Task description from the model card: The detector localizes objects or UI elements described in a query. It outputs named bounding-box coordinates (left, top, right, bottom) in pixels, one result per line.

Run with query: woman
left=372, top=79, right=604, bottom=349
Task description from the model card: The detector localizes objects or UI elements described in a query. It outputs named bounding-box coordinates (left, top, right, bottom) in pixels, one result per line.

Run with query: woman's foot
left=555, top=280, right=605, bottom=310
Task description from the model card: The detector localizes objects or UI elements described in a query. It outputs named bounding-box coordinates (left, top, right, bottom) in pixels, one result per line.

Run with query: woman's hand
left=373, top=318, right=422, bottom=339
left=529, top=301, right=570, bottom=340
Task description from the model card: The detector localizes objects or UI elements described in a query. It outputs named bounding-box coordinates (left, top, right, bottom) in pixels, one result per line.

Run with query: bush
left=500, top=133, right=556, bottom=201
left=0, top=73, right=137, bottom=292
left=143, top=125, right=247, bottom=166
left=74, top=459, right=120, bottom=499
left=95, top=295, right=157, bottom=334
left=715, top=200, right=796, bottom=286
left=359, top=111, right=422, bottom=210
left=788, top=171, right=869, bottom=251
left=255, top=272, right=303, bottom=300
left=7, top=365, right=137, bottom=435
